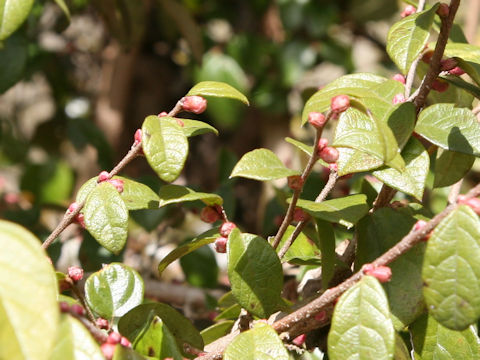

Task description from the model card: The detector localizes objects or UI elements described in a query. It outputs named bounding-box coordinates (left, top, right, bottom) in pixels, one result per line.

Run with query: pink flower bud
left=449, top=66, right=465, bottom=76
left=120, top=336, right=131, bottom=347
left=107, top=332, right=122, bottom=345
left=319, top=146, right=339, bottom=163
left=392, top=93, right=406, bottom=104
left=59, top=302, right=70, bottom=313
left=67, top=266, right=84, bottom=282
left=3, top=193, right=19, bottom=204
left=293, top=208, right=307, bottom=222
left=158, top=111, right=168, bottom=117
left=436, top=3, right=449, bottom=17
left=459, top=196, right=480, bottom=215
left=315, top=311, right=327, bottom=322
left=182, top=95, right=207, bottom=114
left=101, top=343, right=116, bottom=360
left=219, top=221, right=237, bottom=237
left=98, top=171, right=110, bottom=183
left=200, top=206, right=221, bottom=223
left=68, top=202, right=79, bottom=214
left=413, top=219, right=431, bottom=241
left=308, top=112, right=327, bottom=128
left=328, top=163, right=338, bottom=172
left=287, top=175, right=304, bottom=191
left=96, top=317, right=109, bottom=330
left=292, top=334, right=306, bottom=346
left=317, top=138, right=329, bottom=153
left=432, top=79, right=449, bottom=92
left=392, top=74, right=406, bottom=84
left=401, top=5, right=416, bottom=18
left=134, top=129, right=142, bottom=145
left=440, top=58, right=457, bottom=71
left=364, top=264, right=392, bottom=283
left=76, top=213, right=86, bottom=228
left=214, top=237, right=228, bottom=253
left=330, top=95, right=350, bottom=113
left=71, top=304, right=85, bottom=316
left=107, top=179, right=124, bottom=193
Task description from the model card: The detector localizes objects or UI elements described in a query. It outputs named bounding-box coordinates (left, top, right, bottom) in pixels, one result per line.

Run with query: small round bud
left=392, top=93, right=406, bottom=104
left=220, top=221, right=237, bottom=237
left=392, top=74, right=406, bottom=84
left=449, top=66, right=465, bottom=76
left=67, top=202, right=79, bottom=214
left=308, top=112, right=327, bottom=128
left=436, top=3, right=449, bottom=17
left=214, top=237, right=228, bottom=253
left=330, top=95, right=350, bottom=113
left=107, top=332, right=122, bottom=345
left=364, top=264, right=392, bottom=283
left=158, top=111, right=168, bottom=117
left=292, top=334, right=306, bottom=346
left=440, top=58, right=457, bottom=71
left=287, top=175, right=303, bottom=191
left=293, top=208, right=307, bottom=222
left=315, top=311, right=327, bottom=322
left=76, top=213, right=86, bottom=228
left=328, top=163, right=338, bottom=172
left=120, top=336, right=131, bottom=347
left=200, top=206, right=221, bottom=223
left=101, top=343, right=116, bottom=360
left=96, top=317, right=109, bottom=330
left=182, top=96, right=207, bottom=114
left=98, top=171, right=110, bottom=183
left=71, top=304, right=85, bottom=316
left=431, top=79, right=449, bottom=92
left=134, top=129, right=142, bottom=145
left=401, top=5, right=416, bottom=18
left=421, top=50, right=434, bottom=64
left=3, top=193, right=19, bottom=204
left=319, top=146, right=339, bottom=164
left=414, top=219, right=431, bottom=241
left=107, top=179, right=124, bottom=193
left=67, top=266, right=84, bottom=282
left=459, top=196, right=480, bottom=215
left=317, top=138, right=329, bottom=153
left=59, top=302, right=70, bottom=313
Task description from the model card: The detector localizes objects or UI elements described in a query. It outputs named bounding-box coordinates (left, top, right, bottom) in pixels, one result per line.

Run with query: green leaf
left=187, top=81, right=249, bottom=105
left=386, top=4, right=439, bottom=73
left=224, top=323, right=289, bottom=360
left=316, top=219, right=336, bottom=289
left=444, top=43, right=480, bottom=86
left=85, top=263, right=144, bottom=319
left=83, top=182, right=129, bottom=254
left=0, top=0, right=34, bottom=40
left=411, top=314, right=480, bottom=359
left=434, top=150, right=475, bottom=188
left=157, top=228, right=219, bottom=275
left=285, top=137, right=313, bottom=156
left=200, top=321, right=235, bottom=345
left=302, top=73, right=388, bottom=124
left=328, top=276, right=395, bottom=360
left=442, top=75, right=480, bottom=101
left=158, top=184, right=222, bottom=207
left=53, top=0, right=71, bottom=19
left=142, top=115, right=188, bottom=183
left=118, top=303, right=204, bottom=356
left=133, top=316, right=183, bottom=360
left=372, top=137, right=429, bottom=200
left=227, top=229, right=283, bottom=318
left=385, top=102, right=416, bottom=149
left=0, top=33, right=27, bottom=93
left=180, top=245, right=218, bottom=288
left=394, top=333, right=411, bottom=360
left=357, top=208, right=426, bottom=330
left=214, top=303, right=241, bottom=321
left=337, top=147, right=383, bottom=176
left=293, top=194, right=369, bottom=228
left=0, top=220, right=59, bottom=360
left=49, top=315, right=104, bottom=360
left=275, top=225, right=321, bottom=265
left=416, top=104, right=480, bottom=156
left=423, top=205, right=480, bottom=330
left=113, top=346, right=147, bottom=360
left=180, top=119, right=218, bottom=137
left=230, top=148, right=300, bottom=181
left=370, top=79, right=405, bottom=103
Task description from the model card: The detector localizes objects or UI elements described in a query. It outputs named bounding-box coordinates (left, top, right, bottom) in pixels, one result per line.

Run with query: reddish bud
left=200, top=206, right=221, bottom=223
left=219, top=221, right=237, bottom=237
left=98, top=171, right=110, bottom=182
left=287, top=175, right=304, bottom=191
left=431, top=79, right=449, bottom=92
left=319, top=146, right=339, bottom=164
left=414, top=219, right=431, bottom=241
left=308, top=112, right=327, bottom=128
left=392, top=74, right=406, bottom=84
left=71, top=304, right=85, bottom=316
left=68, top=202, right=79, bottom=214
left=120, top=336, right=131, bottom=347
left=158, top=111, right=168, bottom=117
left=107, top=179, right=124, bottom=193
left=134, top=129, right=142, bottom=145
left=401, top=5, right=416, bottom=17
left=421, top=50, right=434, bottom=64
left=182, top=95, right=207, bottom=114
left=317, top=138, right=329, bottom=153
left=392, top=93, right=406, bottom=104
left=107, top=332, right=122, bottom=345
left=292, top=334, right=306, bottom=346
left=214, top=237, right=228, bottom=253
left=67, top=266, right=84, bottom=282
left=76, top=213, right=86, bottom=228
left=101, top=343, right=116, bottom=360
left=96, top=317, right=109, bottom=330
left=449, top=66, right=465, bottom=76
left=459, top=196, right=480, bottom=215
left=440, top=58, right=457, bottom=71
left=328, top=163, right=338, bottom=172
left=293, top=208, right=307, bottom=222
left=59, top=302, right=70, bottom=313
left=364, top=264, right=392, bottom=283
left=3, top=192, right=19, bottom=204
left=436, top=3, right=449, bottom=17
left=330, top=95, right=350, bottom=113
left=314, top=311, right=327, bottom=322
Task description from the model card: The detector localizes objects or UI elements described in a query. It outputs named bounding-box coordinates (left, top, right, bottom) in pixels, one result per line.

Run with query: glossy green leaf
left=337, top=147, right=383, bottom=176
left=118, top=303, right=204, bottom=356
left=357, top=208, right=425, bottom=330
left=214, top=303, right=241, bottom=321
left=187, top=81, right=249, bottom=105
left=49, top=315, right=103, bottom=360
left=386, top=4, right=439, bottom=73
left=0, top=0, right=34, bottom=40
left=328, top=276, right=395, bottom=360
left=200, top=321, right=235, bottom=345
left=285, top=137, right=313, bottom=156
left=275, top=225, right=321, bottom=265
left=180, top=119, right=218, bottom=137
left=224, top=323, right=289, bottom=360
left=316, top=219, right=336, bottom=289
left=385, top=102, right=416, bottom=150
left=423, top=205, right=480, bottom=330
left=434, top=150, right=475, bottom=188
left=180, top=245, right=218, bottom=288
left=442, top=75, right=480, bottom=101
left=373, top=137, right=429, bottom=200
left=293, top=194, right=369, bottom=228
left=85, top=263, right=144, bottom=319
left=133, top=316, right=183, bottom=360
left=230, top=148, right=300, bottom=181
left=142, top=115, right=188, bottom=183
left=83, top=182, right=128, bottom=254
left=416, top=104, right=480, bottom=156
left=411, top=314, right=480, bottom=359
left=301, top=73, right=388, bottom=124
left=158, top=184, right=222, bottom=207
left=0, top=220, right=59, bottom=360
left=394, top=333, right=411, bottom=360
left=53, top=0, right=71, bottom=19
left=0, top=33, right=27, bottom=93
left=227, top=229, right=283, bottom=318
left=444, top=43, right=480, bottom=86
left=371, top=79, right=405, bottom=103
left=113, top=346, right=147, bottom=360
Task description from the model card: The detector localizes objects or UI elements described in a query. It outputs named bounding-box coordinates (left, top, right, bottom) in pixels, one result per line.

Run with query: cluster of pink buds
left=59, top=301, right=85, bottom=316
left=363, top=264, right=392, bottom=283
left=67, top=202, right=85, bottom=228
left=213, top=221, right=237, bottom=253
left=101, top=332, right=131, bottom=359
left=97, top=171, right=124, bottom=193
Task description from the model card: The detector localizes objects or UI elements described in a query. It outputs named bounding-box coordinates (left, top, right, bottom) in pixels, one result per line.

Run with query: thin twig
left=447, top=179, right=463, bottom=205
left=42, top=201, right=85, bottom=249
left=69, top=278, right=97, bottom=326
